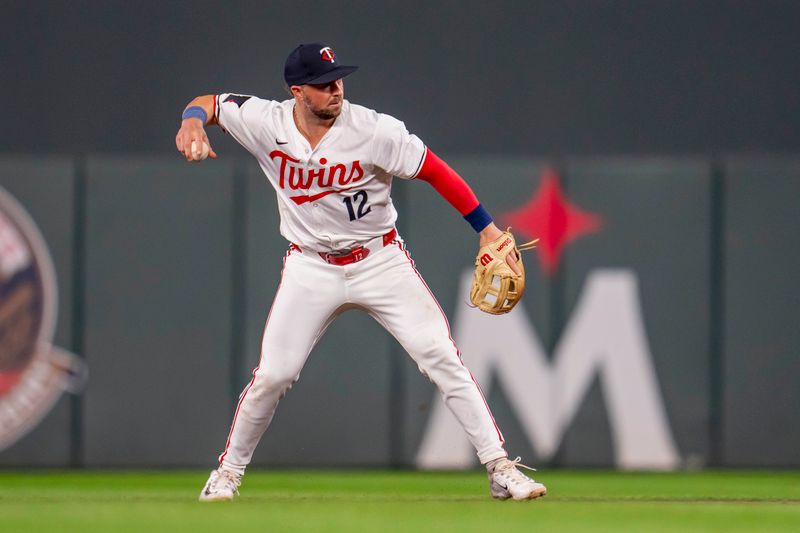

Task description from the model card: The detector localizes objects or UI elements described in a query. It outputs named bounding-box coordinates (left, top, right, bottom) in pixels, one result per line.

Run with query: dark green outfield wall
left=1, top=155, right=798, bottom=468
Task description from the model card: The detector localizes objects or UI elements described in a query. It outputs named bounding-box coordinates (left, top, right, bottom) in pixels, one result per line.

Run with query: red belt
left=315, top=228, right=398, bottom=266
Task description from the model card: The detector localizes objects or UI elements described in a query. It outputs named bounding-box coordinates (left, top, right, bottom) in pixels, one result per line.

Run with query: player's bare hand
left=478, top=223, right=522, bottom=276
left=175, top=119, right=218, bottom=161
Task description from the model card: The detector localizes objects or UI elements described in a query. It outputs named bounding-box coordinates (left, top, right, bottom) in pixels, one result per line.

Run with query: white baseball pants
left=218, top=238, right=507, bottom=474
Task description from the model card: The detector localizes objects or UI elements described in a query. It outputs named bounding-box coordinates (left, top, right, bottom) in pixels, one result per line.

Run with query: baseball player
left=175, top=43, right=546, bottom=502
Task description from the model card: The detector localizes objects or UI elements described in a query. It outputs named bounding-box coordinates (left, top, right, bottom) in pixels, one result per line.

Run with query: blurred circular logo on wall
left=0, top=187, right=85, bottom=452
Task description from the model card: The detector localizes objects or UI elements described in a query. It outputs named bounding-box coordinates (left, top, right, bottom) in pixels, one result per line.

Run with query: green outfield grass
left=0, top=470, right=798, bottom=532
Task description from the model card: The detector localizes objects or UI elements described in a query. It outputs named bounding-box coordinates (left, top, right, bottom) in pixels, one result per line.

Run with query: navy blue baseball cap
left=284, top=43, right=358, bottom=86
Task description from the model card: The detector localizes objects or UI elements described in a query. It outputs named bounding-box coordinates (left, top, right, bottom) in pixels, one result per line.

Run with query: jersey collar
left=285, top=100, right=348, bottom=154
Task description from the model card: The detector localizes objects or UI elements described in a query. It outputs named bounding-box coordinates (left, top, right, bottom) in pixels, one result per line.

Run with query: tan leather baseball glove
left=469, top=230, right=539, bottom=315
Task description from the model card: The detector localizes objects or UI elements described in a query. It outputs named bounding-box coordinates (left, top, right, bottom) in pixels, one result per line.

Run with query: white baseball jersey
left=207, top=92, right=508, bottom=480
left=215, top=94, right=426, bottom=252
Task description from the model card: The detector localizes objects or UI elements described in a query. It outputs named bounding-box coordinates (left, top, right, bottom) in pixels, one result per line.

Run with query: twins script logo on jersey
left=320, top=47, right=335, bottom=62
left=269, top=150, right=364, bottom=204
left=0, top=187, right=85, bottom=452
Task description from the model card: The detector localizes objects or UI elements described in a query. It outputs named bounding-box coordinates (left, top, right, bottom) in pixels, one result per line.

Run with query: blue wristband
left=182, top=106, right=208, bottom=124
left=464, top=204, right=493, bottom=232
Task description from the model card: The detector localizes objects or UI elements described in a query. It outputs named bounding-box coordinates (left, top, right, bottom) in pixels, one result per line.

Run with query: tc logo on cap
left=320, top=47, right=335, bottom=63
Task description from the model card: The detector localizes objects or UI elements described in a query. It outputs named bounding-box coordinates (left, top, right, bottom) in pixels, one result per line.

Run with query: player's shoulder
left=345, top=102, right=408, bottom=136
left=344, top=101, right=380, bottom=126
left=217, top=95, right=290, bottom=132
left=218, top=93, right=285, bottom=113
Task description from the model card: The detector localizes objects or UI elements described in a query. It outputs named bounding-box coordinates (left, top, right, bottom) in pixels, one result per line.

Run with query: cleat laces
left=210, top=469, right=241, bottom=496
left=495, top=456, right=538, bottom=486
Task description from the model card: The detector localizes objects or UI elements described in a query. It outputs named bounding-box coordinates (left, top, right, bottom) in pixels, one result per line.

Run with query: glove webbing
left=517, top=238, right=540, bottom=252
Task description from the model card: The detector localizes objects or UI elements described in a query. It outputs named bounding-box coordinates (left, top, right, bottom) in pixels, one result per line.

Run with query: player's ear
left=289, top=85, right=303, bottom=100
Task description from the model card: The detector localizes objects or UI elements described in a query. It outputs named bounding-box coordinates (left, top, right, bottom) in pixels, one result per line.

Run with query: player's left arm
left=371, top=114, right=520, bottom=274
left=414, top=148, right=520, bottom=275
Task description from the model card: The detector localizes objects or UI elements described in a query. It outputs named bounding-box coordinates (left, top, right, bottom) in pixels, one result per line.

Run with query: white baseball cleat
left=487, top=457, right=547, bottom=501
left=199, top=468, right=241, bottom=502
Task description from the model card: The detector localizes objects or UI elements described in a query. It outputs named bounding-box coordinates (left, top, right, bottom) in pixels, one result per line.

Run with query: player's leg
left=350, top=242, right=546, bottom=500
left=219, top=250, right=346, bottom=473
left=202, top=249, right=345, bottom=500
left=349, top=242, right=506, bottom=464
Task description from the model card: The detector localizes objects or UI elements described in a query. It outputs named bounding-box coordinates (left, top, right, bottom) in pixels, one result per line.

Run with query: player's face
left=298, top=79, right=344, bottom=120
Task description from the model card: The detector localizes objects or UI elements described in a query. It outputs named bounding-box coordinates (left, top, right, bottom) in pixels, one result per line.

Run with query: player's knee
left=409, top=336, right=461, bottom=376
left=250, top=364, right=300, bottom=398
left=405, top=328, right=447, bottom=355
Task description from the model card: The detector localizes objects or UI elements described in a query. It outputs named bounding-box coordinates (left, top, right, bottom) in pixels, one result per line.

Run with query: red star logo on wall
left=500, top=169, right=602, bottom=275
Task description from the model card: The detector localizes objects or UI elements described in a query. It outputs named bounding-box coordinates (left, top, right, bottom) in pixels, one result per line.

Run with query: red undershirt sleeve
left=415, top=148, right=494, bottom=232
left=415, top=148, right=479, bottom=214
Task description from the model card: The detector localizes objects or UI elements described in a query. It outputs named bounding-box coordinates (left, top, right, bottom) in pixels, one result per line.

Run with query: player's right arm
left=175, top=95, right=219, bottom=161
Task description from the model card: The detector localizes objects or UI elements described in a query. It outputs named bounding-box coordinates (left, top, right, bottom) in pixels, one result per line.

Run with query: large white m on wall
left=416, top=269, right=680, bottom=470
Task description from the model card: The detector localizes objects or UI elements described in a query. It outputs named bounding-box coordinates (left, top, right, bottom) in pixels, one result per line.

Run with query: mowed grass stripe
left=1, top=470, right=799, bottom=533
left=4, top=469, right=798, bottom=496
left=4, top=494, right=799, bottom=505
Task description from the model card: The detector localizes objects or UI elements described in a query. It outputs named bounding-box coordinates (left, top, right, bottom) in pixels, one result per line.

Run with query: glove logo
left=0, top=187, right=85, bottom=452
left=470, top=231, right=533, bottom=315
left=496, top=238, right=512, bottom=252
left=320, top=47, right=336, bottom=63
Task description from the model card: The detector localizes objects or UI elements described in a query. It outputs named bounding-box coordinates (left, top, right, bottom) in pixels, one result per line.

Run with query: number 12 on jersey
left=343, top=191, right=371, bottom=221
